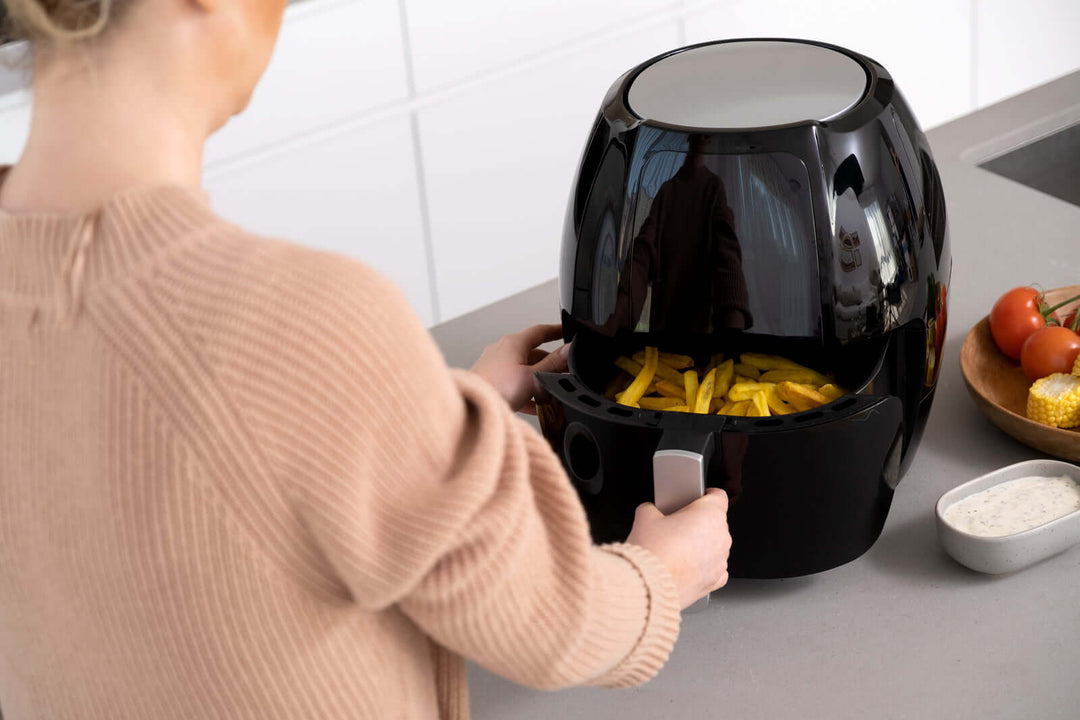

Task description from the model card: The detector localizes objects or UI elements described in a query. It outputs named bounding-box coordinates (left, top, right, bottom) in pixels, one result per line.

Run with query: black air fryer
left=536, top=39, right=951, bottom=579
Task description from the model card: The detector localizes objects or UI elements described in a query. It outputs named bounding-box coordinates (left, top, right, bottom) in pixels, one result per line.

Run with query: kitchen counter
left=430, top=71, right=1080, bottom=719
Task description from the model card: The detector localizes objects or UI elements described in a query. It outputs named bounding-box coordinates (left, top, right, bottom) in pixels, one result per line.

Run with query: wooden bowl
left=959, top=285, right=1080, bottom=461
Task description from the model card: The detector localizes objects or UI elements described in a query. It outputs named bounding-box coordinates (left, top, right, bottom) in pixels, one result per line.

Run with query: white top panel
left=627, top=40, right=868, bottom=129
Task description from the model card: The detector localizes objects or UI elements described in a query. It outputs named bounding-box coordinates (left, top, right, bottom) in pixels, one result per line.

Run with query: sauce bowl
left=936, top=459, right=1080, bottom=574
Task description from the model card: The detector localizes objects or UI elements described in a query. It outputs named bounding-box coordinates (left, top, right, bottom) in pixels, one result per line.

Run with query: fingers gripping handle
left=653, top=431, right=717, bottom=613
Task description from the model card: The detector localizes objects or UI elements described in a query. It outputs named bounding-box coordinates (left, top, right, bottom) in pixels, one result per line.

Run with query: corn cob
left=1027, top=373, right=1080, bottom=428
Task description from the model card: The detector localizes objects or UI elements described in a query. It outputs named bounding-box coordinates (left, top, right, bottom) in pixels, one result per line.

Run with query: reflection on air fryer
left=628, top=134, right=752, bottom=334
left=608, top=127, right=822, bottom=340
left=606, top=346, right=846, bottom=417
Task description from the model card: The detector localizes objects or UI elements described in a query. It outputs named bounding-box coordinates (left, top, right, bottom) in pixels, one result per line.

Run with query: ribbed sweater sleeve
left=156, top=232, right=681, bottom=690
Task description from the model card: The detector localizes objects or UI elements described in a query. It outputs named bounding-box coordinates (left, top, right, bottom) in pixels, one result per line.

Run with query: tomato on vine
left=989, top=287, right=1055, bottom=359
left=1020, top=326, right=1080, bottom=381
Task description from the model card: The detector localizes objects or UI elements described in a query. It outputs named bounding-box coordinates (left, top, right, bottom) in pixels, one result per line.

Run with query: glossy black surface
left=540, top=39, right=951, bottom=577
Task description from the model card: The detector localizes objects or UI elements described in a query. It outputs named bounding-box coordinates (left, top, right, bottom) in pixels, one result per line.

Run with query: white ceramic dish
left=936, top=459, right=1080, bottom=574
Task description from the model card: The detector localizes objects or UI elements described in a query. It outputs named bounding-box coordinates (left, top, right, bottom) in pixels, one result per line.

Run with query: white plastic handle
left=653, top=448, right=710, bottom=613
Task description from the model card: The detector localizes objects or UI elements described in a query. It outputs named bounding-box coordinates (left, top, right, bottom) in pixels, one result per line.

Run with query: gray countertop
left=431, top=71, right=1080, bottom=720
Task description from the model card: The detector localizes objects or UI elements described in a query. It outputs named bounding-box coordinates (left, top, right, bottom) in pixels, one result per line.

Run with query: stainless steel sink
left=980, top=121, right=1080, bottom=208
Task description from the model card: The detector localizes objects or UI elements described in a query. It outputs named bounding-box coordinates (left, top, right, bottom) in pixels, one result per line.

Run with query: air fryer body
left=538, top=39, right=950, bottom=578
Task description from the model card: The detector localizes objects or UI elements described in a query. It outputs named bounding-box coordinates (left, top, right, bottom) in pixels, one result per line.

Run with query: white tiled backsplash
left=2, top=0, right=1079, bottom=328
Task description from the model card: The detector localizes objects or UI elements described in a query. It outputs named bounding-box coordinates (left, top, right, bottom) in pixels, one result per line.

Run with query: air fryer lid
left=627, top=40, right=869, bottom=129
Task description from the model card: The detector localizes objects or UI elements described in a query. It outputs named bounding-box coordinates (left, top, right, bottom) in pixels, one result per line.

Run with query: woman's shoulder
left=177, top=219, right=418, bottom=329
left=159, top=218, right=451, bottom=425
left=202, top=222, right=399, bottom=304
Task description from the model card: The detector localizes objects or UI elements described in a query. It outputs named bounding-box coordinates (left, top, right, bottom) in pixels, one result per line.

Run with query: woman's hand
left=626, top=488, right=731, bottom=610
left=471, top=323, right=570, bottom=414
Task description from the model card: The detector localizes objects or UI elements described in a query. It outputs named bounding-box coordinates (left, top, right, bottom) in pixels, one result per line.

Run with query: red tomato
left=1020, top=326, right=1080, bottom=380
left=989, top=287, right=1049, bottom=359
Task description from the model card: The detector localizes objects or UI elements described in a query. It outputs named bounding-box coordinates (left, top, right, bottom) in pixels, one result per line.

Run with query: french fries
left=694, top=368, right=717, bottom=414
left=713, top=359, right=735, bottom=399
left=618, top=346, right=658, bottom=407
left=606, top=348, right=847, bottom=417
left=684, top=370, right=699, bottom=410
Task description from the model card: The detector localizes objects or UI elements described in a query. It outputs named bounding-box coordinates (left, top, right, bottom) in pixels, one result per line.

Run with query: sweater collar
left=0, top=165, right=217, bottom=301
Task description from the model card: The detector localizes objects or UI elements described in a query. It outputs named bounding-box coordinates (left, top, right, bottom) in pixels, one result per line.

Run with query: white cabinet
left=976, top=0, right=1080, bottom=107
left=205, top=0, right=409, bottom=167
left=417, top=21, right=680, bottom=320
left=684, top=0, right=974, bottom=130
left=205, top=112, right=435, bottom=326
left=403, top=0, right=679, bottom=92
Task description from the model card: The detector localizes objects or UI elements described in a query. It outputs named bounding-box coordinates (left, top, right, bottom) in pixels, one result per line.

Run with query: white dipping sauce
left=943, top=475, right=1080, bottom=537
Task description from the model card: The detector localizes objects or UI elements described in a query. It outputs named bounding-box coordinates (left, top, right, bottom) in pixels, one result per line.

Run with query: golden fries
left=684, top=370, right=699, bottom=410
left=659, top=352, right=695, bottom=369
left=818, top=384, right=846, bottom=401
left=747, top=391, right=770, bottom=417
left=694, top=368, right=717, bottom=414
left=759, top=368, right=832, bottom=386
left=619, top=347, right=658, bottom=407
left=655, top=380, right=686, bottom=399
left=631, top=350, right=684, bottom=385
left=739, top=353, right=808, bottom=372
left=775, top=381, right=830, bottom=412
left=638, top=396, right=686, bottom=410
left=713, top=359, right=735, bottom=398
left=727, top=381, right=777, bottom=402
left=608, top=349, right=845, bottom=416
left=732, top=363, right=761, bottom=380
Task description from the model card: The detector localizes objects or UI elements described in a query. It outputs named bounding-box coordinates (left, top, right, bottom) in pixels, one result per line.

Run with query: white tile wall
left=205, top=0, right=409, bottom=166
left=205, top=112, right=435, bottom=325
left=976, top=0, right=1080, bottom=107
left=404, top=0, right=680, bottom=92
left=418, top=21, right=681, bottom=320
left=1, top=0, right=1079, bottom=325
left=683, top=0, right=974, bottom=129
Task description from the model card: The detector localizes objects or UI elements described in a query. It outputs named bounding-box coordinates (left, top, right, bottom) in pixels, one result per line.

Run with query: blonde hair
left=4, top=0, right=121, bottom=42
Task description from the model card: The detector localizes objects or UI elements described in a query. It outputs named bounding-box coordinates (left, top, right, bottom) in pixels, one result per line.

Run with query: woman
left=0, top=1, right=731, bottom=717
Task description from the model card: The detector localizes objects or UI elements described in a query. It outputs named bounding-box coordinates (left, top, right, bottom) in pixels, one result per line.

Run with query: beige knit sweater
left=0, top=171, right=680, bottom=719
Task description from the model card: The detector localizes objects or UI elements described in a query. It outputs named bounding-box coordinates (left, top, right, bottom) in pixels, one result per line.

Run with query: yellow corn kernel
left=1027, top=373, right=1080, bottom=428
